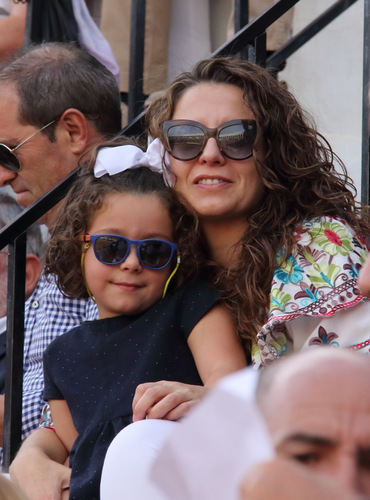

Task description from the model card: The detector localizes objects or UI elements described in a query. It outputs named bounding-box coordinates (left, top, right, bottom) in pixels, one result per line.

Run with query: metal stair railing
left=0, top=0, right=368, bottom=469
left=0, top=169, right=79, bottom=468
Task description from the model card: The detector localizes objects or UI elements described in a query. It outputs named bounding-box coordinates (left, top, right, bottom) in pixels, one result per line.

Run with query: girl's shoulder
left=169, top=278, right=221, bottom=305
left=43, top=319, right=100, bottom=358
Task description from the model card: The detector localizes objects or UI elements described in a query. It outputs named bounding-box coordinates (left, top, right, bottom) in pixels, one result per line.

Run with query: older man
left=0, top=192, right=44, bottom=445
left=239, top=348, right=370, bottom=499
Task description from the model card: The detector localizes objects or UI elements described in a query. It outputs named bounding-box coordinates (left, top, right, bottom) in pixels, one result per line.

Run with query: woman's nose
left=198, top=138, right=226, bottom=166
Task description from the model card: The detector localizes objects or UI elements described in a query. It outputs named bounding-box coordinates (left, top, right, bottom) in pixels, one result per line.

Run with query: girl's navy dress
left=43, top=279, right=221, bottom=499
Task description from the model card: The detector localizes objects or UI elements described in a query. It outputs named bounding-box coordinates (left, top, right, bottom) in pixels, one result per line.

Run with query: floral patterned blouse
left=252, top=216, right=370, bottom=367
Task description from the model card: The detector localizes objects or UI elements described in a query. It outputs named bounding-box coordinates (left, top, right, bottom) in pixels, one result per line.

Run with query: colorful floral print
left=253, top=216, right=370, bottom=367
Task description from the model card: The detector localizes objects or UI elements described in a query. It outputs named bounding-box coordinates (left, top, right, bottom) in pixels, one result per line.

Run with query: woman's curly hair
left=44, top=136, right=195, bottom=298
left=146, top=56, right=370, bottom=353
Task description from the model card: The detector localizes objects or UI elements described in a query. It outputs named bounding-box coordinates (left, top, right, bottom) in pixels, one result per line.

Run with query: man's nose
left=331, top=455, right=366, bottom=495
left=0, top=166, right=17, bottom=188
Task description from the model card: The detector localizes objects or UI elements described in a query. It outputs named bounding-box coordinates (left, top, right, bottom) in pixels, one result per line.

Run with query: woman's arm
left=187, top=303, right=247, bottom=386
left=132, top=304, right=246, bottom=421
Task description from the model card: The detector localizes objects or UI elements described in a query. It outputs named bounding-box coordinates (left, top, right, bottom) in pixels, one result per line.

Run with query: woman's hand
left=358, top=254, right=370, bottom=297
left=132, top=381, right=208, bottom=422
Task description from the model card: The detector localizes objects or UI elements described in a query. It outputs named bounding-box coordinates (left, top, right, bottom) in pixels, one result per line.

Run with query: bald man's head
left=256, top=349, right=370, bottom=495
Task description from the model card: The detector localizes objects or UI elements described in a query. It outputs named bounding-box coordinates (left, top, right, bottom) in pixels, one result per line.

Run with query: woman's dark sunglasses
left=162, top=119, right=257, bottom=161
left=81, top=234, right=178, bottom=270
left=0, top=119, right=57, bottom=172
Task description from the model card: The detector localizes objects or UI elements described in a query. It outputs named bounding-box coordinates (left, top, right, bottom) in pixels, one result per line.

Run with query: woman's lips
left=193, top=175, right=231, bottom=186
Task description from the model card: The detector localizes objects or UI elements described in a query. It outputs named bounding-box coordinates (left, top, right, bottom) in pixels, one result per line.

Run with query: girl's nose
left=119, top=245, right=142, bottom=271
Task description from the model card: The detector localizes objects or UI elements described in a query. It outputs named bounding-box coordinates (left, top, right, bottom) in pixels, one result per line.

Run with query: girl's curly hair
left=146, top=56, right=370, bottom=353
left=45, top=137, right=195, bottom=298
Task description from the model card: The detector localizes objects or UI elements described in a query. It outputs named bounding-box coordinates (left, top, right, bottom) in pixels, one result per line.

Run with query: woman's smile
left=170, top=82, right=264, bottom=223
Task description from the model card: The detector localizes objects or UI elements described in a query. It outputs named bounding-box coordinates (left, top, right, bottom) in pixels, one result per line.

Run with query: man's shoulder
left=25, top=274, right=98, bottom=320
left=28, top=274, right=89, bottom=304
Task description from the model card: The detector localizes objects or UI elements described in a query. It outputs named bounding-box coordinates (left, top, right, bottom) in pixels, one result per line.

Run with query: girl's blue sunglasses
left=80, top=234, right=177, bottom=270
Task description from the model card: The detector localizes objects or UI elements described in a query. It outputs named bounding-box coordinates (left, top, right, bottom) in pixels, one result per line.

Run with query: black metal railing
left=0, top=0, right=368, bottom=468
left=0, top=170, right=79, bottom=467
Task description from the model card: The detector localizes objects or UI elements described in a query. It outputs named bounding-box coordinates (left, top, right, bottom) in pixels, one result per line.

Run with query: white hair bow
left=93, top=138, right=173, bottom=186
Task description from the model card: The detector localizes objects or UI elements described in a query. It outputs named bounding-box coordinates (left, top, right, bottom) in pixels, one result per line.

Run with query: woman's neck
left=201, top=219, right=248, bottom=268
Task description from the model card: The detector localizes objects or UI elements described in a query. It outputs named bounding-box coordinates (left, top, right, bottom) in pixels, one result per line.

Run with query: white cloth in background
left=71, top=0, right=120, bottom=84
left=100, top=368, right=274, bottom=500
left=0, top=0, right=10, bottom=16
left=101, top=420, right=178, bottom=499
left=151, top=368, right=274, bottom=500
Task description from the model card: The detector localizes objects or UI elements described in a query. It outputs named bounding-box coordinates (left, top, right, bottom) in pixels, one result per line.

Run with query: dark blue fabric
left=43, top=279, right=221, bottom=500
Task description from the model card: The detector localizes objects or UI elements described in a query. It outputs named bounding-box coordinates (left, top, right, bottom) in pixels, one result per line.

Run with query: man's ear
left=57, top=108, right=91, bottom=155
left=25, top=254, right=42, bottom=300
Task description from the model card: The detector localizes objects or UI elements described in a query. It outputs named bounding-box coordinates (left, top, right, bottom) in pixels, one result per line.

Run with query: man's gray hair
left=0, top=192, right=45, bottom=259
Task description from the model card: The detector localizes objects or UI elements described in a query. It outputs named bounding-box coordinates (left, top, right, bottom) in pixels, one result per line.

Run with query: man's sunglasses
left=81, top=234, right=178, bottom=270
left=162, top=119, right=257, bottom=161
left=0, top=119, right=57, bottom=172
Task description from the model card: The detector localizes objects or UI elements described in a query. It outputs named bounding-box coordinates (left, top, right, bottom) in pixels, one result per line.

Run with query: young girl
left=42, top=139, right=246, bottom=500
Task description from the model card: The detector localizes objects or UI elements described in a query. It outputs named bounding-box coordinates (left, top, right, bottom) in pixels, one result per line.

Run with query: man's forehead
left=272, top=407, right=370, bottom=454
left=0, top=82, right=19, bottom=102
left=0, top=85, right=24, bottom=138
left=263, top=350, right=370, bottom=395
left=260, top=351, right=370, bottom=441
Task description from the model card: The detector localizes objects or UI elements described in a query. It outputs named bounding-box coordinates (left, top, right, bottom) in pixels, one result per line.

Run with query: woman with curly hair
left=145, top=55, right=370, bottom=366
left=98, top=55, right=370, bottom=500
left=11, top=56, right=370, bottom=500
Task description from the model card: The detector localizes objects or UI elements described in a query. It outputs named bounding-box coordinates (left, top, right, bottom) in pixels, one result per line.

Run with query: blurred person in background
left=0, top=192, right=45, bottom=446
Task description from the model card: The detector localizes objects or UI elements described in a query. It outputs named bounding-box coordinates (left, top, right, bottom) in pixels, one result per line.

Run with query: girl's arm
left=10, top=402, right=77, bottom=500
left=48, top=399, right=79, bottom=454
left=9, top=427, right=71, bottom=500
left=133, top=304, right=246, bottom=421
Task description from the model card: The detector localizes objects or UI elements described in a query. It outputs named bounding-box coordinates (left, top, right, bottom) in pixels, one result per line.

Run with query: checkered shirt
left=21, top=274, right=98, bottom=438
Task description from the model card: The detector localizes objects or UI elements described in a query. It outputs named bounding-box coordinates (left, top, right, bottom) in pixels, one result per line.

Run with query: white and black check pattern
left=5, top=274, right=98, bottom=455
